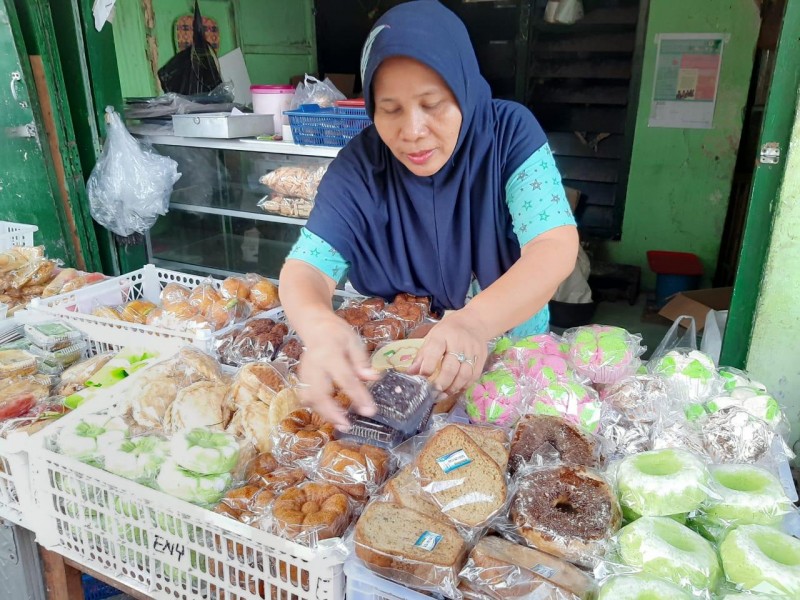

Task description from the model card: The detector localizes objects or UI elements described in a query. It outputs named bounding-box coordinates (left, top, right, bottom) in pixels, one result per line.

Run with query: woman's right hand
left=297, top=313, right=379, bottom=430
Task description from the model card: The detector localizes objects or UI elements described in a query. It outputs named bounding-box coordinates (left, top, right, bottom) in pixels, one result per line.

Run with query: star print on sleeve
left=286, top=227, right=350, bottom=282
left=516, top=170, right=528, bottom=182
left=504, top=143, right=576, bottom=247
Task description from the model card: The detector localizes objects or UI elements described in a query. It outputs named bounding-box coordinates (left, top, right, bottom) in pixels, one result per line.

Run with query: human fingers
left=429, top=352, right=461, bottom=393
left=409, top=334, right=446, bottom=379
left=297, top=366, right=350, bottom=429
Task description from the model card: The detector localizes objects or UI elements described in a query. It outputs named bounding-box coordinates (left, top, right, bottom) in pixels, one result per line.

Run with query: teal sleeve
left=286, top=227, right=350, bottom=283
left=505, top=143, right=576, bottom=247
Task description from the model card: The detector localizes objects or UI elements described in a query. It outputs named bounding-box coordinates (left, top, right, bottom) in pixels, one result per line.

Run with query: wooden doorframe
left=721, top=0, right=800, bottom=367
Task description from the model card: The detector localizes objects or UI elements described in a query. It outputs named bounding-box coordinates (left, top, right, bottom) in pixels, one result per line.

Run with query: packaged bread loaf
left=354, top=501, right=467, bottom=598
left=271, top=481, right=352, bottom=546
left=415, top=424, right=508, bottom=529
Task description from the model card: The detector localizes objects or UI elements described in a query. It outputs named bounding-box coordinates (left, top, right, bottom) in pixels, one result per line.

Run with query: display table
left=40, top=547, right=151, bottom=600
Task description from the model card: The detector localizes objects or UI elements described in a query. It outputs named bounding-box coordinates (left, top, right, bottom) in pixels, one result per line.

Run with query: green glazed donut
left=720, top=525, right=800, bottom=596
left=705, top=464, right=791, bottom=527
left=617, top=448, right=709, bottom=517
left=618, top=516, right=722, bottom=591
left=598, top=574, right=693, bottom=599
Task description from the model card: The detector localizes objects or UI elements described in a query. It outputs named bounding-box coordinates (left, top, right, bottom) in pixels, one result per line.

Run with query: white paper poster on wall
left=648, top=33, right=727, bottom=129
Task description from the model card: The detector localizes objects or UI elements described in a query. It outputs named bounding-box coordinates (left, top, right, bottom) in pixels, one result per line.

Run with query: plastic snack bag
left=87, top=107, right=181, bottom=237
left=289, top=75, right=346, bottom=110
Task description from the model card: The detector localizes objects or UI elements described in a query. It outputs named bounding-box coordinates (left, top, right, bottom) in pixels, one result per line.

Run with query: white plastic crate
left=29, top=265, right=259, bottom=355
left=27, top=367, right=346, bottom=600
left=0, top=221, right=37, bottom=251
left=344, top=560, right=434, bottom=600
left=0, top=334, right=127, bottom=529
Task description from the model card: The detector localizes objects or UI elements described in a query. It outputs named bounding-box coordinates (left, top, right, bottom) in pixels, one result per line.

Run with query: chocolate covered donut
left=510, top=414, right=598, bottom=472
left=511, top=465, right=620, bottom=567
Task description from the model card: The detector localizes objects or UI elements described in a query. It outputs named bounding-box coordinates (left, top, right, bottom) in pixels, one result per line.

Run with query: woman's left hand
left=407, top=309, right=489, bottom=396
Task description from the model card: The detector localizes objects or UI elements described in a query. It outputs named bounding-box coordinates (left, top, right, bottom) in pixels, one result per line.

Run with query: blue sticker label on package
left=436, top=449, right=472, bottom=473
left=414, top=531, right=443, bottom=552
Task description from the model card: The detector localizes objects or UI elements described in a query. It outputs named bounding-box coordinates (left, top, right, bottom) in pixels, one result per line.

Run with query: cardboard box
left=658, top=287, right=733, bottom=331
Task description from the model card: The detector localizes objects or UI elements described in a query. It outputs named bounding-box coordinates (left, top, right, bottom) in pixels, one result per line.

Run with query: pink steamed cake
left=464, top=368, right=525, bottom=428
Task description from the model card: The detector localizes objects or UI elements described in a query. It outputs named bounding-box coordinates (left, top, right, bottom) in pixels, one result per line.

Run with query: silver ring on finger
left=448, top=351, right=477, bottom=367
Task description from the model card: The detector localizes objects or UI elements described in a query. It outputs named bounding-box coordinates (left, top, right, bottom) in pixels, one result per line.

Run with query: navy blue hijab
left=306, top=0, right=547, bottom=314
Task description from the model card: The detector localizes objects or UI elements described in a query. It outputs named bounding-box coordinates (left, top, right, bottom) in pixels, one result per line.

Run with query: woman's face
left=372, top=56, right=462, bottom=177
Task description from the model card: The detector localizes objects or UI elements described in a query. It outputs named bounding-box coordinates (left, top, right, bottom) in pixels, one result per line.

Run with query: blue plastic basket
left=82, top=574, right=122, bottom=600
left=285, top=104, right=371, bottom=147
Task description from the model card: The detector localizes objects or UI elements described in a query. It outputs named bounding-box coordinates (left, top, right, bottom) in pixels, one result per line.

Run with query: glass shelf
left=144, top=137, right=336, bottom=280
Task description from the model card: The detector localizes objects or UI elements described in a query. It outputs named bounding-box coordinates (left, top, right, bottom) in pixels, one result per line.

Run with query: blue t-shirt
left=287, top=143, right=575, bottom=336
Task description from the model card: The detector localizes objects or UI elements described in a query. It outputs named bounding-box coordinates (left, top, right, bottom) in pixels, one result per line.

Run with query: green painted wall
left=112, top=0, right=316, bottom=100
left=605, top=0, right=759, bottom=289
left=746, top=101, right=800, bottom=459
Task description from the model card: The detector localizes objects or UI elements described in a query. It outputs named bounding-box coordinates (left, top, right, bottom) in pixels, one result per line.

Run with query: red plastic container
left=647, top=251, right=703, bottom=307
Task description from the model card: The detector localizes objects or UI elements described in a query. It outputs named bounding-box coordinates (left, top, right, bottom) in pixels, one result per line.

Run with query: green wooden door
left=721, top=0, right=800, bottom=368
left=0, top=0, right=89, bottom=267
left=234, top=0, right=317, bottom=84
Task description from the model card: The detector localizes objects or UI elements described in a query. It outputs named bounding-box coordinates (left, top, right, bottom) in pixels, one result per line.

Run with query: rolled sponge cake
left=466, top=535, right=595, bottom=599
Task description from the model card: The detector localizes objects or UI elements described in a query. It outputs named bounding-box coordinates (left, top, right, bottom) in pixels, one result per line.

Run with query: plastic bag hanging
left=87, top=107, right=181, bottom=237
left=158, top=0, right=222, bottom=95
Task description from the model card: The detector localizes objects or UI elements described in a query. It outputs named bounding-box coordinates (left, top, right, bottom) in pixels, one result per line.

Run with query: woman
left=280, top=0, right=578, bottom=429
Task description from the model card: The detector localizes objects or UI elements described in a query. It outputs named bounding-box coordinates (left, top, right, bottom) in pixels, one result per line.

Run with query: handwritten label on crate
left=152, top=534, right=190, bottom=570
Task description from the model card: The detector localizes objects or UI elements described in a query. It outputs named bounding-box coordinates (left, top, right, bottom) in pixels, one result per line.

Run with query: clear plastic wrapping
left=706, top=387, right=785, bottom=431
left=698, top=406, right=777, bottom=464
left=464, top=367, right=527, bottom=428
left=529, top=381, right=601, bottom=433
left=361, top=318, right=405, bottom=351
left=314, top=439, right=392, bottom=500
left=28, top=340, right=88, bottom=369
left=597, top=405, right=653, bottom=459
left=564, top=325, right=644, bottom=385
left=459, top=535, right=597, bottom=600
left=215, top=317, right=288, bottom=366
left=413, top=424, right=509, bottom=530
left=508, top=463, right=621, bottom=568
left=271, top=481, right=353, bottom=546
left=598, top=374, right=670, bottom=422
left=259, top=164, right=327, bottom=200
left=335, top=415, right=406, bottom=449
left=718, top=524, right=800, bottom=597
left=270, top=408, right=335, bottom=465
left=510, top=414, right=600, bottom=473
left=87, top=108, right=180, bottom=237
left=612, top=516, right=722, bottom=593
left=354, top=500, right=468, bottom=598
left=245, top=274, right=279, bottom=311
left=694, top=463, right=794, bottom=537
left=649, top=349, right=723, bottom=405
left=491, top=333, right=570, bottom=375
left=56, top=414, right=130, bottom=465
left=615, top=448, right=712, bottom=519
left=382, top=304, right=424, bottom=334
left=597, top=573, right=696, bottom=600
left=370, top=338, right=424, bottom=372
left=0, top=349, right=38, bottom=378
left=367, top=370, right=435, bottom=434
left=24, top=321, right=83, bottom=351
left=53, top=351, right=114, bottom=396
